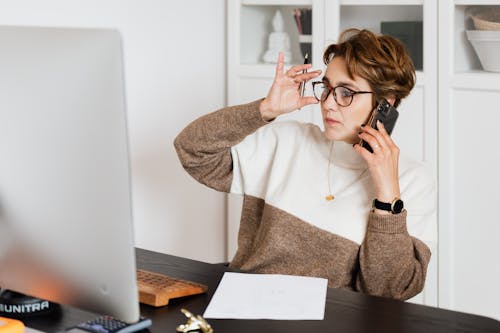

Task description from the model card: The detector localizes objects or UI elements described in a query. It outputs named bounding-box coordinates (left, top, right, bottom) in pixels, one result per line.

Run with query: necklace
left=325, top=141, right=368, bottom=201
left=325, top=141, right=335, bottom=201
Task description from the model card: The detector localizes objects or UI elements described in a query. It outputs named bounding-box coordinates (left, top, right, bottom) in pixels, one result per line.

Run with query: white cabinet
left=438, top=0, right=500, bottom=320
left=227, top=0, right=438, bottom=307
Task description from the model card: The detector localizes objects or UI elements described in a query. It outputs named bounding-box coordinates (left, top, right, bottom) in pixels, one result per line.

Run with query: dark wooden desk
left=24, top=248, right=500, bottom=332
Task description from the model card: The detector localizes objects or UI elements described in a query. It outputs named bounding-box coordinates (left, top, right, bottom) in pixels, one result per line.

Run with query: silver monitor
left=0, top=25, right=139, bottom=323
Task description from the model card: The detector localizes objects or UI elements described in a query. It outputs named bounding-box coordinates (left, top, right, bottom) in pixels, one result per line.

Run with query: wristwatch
left=373, top=198, right=404, bottom=214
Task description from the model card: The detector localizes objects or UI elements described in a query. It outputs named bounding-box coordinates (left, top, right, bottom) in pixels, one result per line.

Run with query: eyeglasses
left=311, top=82, right=373, bottom=107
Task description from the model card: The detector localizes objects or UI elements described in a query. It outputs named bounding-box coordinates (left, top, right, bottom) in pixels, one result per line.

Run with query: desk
left=23, top=248, right=500, bottom=333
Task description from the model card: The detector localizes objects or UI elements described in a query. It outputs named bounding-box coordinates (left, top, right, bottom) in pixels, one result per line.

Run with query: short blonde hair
left=323, top=28, right=415, bottom=108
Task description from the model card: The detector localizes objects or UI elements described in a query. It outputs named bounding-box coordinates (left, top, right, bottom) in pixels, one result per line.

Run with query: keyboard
left=136, top=269, right=207, bottom=307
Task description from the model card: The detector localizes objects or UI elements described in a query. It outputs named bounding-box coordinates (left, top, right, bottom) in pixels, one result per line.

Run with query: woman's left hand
left=354, top=120, right=401, bottom=204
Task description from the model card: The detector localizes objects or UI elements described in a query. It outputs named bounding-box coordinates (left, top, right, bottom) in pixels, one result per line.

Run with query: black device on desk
left=61, top=315, right=152, bottom=333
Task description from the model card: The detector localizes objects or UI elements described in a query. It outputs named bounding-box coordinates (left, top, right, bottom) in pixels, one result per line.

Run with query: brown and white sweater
left=174, top=99, right=437, bottom=301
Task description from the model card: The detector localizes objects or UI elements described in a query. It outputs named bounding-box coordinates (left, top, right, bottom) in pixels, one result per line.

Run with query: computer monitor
left=0, top=26, right=140, bottom=323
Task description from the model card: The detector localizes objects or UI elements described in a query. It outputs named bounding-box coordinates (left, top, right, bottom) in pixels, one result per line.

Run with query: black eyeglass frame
left=311, top=81, right=373, bottom=107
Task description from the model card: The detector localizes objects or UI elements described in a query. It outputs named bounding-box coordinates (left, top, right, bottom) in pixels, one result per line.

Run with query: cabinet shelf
left=242, top=0, right=312, bottom=5
left=453, top=72, right=500, bottom=90
left=239, top=64, right=275, bottom=79
left=240, top=4, right=312, bottom=65
left=340, top=0, right=423, bottom=5
left=454, top=4, right=500, bottom=72
left=337, top=5, right=423, bottom=40
left=454, top=0, right=500, bottom=5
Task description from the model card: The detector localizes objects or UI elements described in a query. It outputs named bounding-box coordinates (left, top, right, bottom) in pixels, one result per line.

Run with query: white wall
left=0, top=0, right=227, bottom=262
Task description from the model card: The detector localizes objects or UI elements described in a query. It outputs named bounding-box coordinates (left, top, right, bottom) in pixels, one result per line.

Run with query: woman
left=174, top=29, right=436, bottom=300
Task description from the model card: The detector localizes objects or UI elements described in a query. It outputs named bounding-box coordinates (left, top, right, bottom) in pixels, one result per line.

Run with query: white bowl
left=466, top=30, right=500, bottom=72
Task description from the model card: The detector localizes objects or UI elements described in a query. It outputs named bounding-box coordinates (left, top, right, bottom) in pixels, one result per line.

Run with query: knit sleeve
left=355, top=211, right=431, bottom=300
left=173, top=99, right=270, bottom=192
left=355, top=165, right=437, bottom=300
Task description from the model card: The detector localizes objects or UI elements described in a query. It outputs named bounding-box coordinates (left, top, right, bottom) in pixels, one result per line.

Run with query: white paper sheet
left=203, top=272, right=328, bottom=320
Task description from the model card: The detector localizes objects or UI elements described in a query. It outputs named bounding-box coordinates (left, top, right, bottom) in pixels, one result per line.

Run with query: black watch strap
left=373, top=198, right=404, bottom=214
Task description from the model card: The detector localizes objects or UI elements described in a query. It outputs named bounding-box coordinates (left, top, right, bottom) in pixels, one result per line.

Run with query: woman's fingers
left=275, top=52, right=285, bottom=77
left=353, top=143, right=373, bottom=161
left=293, top=70, right=322, bottom=83
left=286, top=63, right=313, bottom=77
left=297, top=96, right=320, bottom=108
left=358, top=131, right=383, bottom=152
left=268, top=53, right=322, bottom=114
left=375, top=121, right=398, bottom=150
left=355, top=120, right=401, bottom=204
left=359, top=126, right=387, bottom=151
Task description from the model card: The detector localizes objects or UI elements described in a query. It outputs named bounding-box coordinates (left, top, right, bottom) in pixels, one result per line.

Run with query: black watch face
left=393, top=199, right=404, bottom=213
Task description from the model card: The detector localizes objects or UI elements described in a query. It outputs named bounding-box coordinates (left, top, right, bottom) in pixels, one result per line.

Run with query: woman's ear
left=387, top=97, right=396, bottom=106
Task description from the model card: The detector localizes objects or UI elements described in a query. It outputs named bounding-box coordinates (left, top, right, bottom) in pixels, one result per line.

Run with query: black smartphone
left=359, top=98, right=399, bottom=153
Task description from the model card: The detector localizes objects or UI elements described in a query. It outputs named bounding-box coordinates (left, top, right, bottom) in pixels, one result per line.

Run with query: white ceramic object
left=263, top=10, right=292, bottom=64
left=466, top=30, right=500, bottom=72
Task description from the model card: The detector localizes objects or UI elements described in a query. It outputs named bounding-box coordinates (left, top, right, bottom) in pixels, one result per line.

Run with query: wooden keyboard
left=136, top=269, right=208, bottom=307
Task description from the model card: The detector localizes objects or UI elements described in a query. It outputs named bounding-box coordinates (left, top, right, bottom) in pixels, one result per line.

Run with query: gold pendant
left=325, top=194, right=334, bottom=201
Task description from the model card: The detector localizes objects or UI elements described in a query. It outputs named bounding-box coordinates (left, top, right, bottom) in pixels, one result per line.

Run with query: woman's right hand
left=259, top=52, right=322, bottom=121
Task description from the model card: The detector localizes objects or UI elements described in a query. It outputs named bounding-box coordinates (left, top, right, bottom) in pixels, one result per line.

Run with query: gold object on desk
left=176, top=308, right=214, bottom=333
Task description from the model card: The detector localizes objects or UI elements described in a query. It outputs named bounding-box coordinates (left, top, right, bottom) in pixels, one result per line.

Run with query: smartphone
left=359, top=98, right=399, bottom=153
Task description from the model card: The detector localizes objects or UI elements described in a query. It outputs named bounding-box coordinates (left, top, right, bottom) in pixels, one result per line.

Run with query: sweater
left=174, top=99, right=437, bottom=301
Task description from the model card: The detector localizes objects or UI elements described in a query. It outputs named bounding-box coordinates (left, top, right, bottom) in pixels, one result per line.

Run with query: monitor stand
left=0, top=289, right=59, bottom=319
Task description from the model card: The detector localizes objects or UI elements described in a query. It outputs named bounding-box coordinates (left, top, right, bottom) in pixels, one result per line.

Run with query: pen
left=300, top=53, right=309, bottom=97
